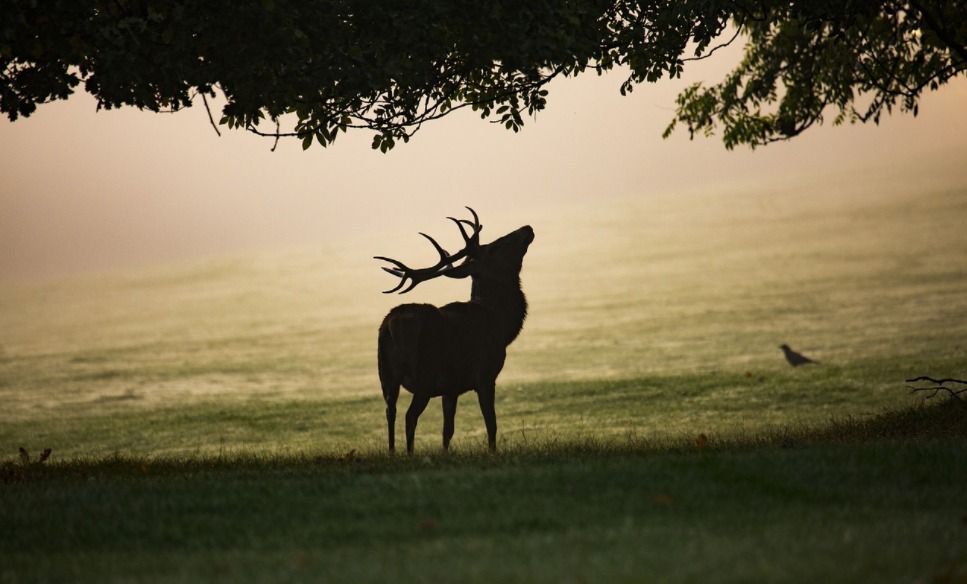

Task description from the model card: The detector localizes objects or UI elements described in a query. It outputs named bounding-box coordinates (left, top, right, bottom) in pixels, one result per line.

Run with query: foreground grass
left=2, top=401, right=966, bottom=584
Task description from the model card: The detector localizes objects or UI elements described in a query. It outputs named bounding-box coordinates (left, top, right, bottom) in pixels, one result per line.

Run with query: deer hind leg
left=442, top=395, right=458, bottom=451
left=476, top=384, right=498, bottom=452
left=382, top=382, right=400, bottom=452
left=378, top=323, right=403, bottom=453
left=405, top=393, right=431, bottom=454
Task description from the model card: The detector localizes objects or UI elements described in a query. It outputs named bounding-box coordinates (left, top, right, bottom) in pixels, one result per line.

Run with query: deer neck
left=470, top=275, right=528, bottom=345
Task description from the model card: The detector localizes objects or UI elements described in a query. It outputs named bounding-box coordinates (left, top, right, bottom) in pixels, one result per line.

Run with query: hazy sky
left=2, top=45, right=966, bottom=282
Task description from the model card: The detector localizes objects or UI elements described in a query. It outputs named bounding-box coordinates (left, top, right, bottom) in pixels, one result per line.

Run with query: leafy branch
left=668, top=1, right=967, bottom=149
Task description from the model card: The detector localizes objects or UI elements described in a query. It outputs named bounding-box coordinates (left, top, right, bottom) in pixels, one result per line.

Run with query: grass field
left=1, top=161, right=966, bottom=582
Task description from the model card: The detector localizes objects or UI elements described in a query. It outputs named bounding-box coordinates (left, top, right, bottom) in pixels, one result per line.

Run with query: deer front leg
left=442, top=395, right=458, bottom=451
left=476, top=385, right=497, bottom=452
left=405, top=393, right=431, bottom=454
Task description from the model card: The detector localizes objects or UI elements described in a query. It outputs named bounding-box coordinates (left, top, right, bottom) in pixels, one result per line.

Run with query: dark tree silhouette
left=3, top=1, right=964, bottom=150
left=376, top=208, right=533, bottom=453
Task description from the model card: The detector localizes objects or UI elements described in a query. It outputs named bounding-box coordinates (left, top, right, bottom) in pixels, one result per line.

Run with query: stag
left=375, top=207, right=534, bottom=453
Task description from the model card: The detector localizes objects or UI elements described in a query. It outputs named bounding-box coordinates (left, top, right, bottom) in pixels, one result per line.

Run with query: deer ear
left=442, top=261, right=475, bottom=280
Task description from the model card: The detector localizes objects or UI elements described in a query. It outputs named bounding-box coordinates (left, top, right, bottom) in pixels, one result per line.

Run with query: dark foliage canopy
left=2, top=1, right=965, bottom=150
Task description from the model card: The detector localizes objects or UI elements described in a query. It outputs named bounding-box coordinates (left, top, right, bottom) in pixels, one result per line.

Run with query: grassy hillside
left=2, top=163, right=965, bottom=456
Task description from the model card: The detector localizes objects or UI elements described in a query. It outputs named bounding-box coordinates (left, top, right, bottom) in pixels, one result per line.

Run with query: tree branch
left=906, top=377, right=967, bottom=401
left=681, top=27, right=742, bottom=63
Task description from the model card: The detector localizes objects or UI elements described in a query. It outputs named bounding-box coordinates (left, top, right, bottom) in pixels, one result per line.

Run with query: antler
left=375, top=207, right=482, bottom=294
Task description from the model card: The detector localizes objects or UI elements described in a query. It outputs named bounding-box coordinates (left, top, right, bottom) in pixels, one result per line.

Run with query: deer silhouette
left=375, top=207, right=534, bottom=453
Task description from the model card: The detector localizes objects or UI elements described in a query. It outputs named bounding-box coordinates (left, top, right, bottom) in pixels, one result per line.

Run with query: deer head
left=375, top=206, right=533, bottom=294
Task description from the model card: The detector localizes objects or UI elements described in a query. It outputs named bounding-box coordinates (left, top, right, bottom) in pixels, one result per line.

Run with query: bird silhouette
left=780, top=344, right=819, bottom=366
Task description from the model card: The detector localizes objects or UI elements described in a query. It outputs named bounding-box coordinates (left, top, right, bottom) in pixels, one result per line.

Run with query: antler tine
left=373, top=256, right=412, bottom=293
left=419, top=232, right=454, bottom=270
left=374, top=255, right=407, bottom=272
left=465, top=206, right=480, bottom=230
left=374, top=256, right=409, bottom=275
left=447, top=206, right=483, bottom=244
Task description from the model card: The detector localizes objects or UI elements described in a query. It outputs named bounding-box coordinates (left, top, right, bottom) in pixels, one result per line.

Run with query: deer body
left=376, top=210, right=533, bottom=453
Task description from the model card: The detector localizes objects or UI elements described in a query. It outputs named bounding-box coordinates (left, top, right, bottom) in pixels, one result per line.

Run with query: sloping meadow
left=1, top=163, right=966, bottom=457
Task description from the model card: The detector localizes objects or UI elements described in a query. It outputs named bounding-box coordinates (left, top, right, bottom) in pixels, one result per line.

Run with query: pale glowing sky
left=2, top=45, right=966, bottom=282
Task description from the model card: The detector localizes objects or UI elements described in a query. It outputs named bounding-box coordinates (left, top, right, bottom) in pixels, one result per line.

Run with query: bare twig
left=271, top=118, right=280, bottom=152
left=906, top=377, right=967, bottom=401
left=681, top=27, right=742, bottom=63
left=201, top=92, right=221, bottom=137
left=906, top=377, right=967, bottom=385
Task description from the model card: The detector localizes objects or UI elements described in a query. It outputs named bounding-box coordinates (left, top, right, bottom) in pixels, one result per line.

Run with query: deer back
left=379, top=301, right=508, bottom=396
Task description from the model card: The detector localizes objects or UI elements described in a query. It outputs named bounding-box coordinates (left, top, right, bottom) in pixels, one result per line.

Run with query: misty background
left=1, top=48, right=966, bottom=283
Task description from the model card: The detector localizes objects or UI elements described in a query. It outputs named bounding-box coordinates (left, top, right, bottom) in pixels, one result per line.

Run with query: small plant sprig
left=18, top=447, right=52, bottom=466
left=2, top=447, right=53, bottom=484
